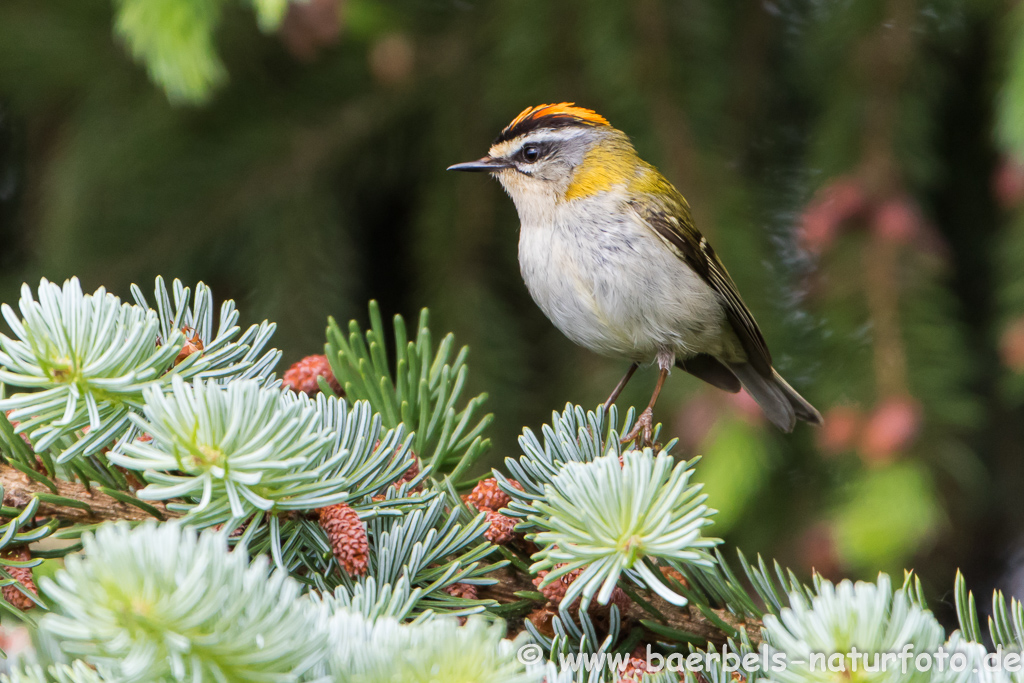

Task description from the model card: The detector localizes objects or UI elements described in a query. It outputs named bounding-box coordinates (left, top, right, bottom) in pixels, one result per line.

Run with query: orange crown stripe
left=506, top=103, right=610, bottom=130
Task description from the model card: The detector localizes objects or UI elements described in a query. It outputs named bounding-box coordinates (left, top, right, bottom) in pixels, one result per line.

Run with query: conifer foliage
left=5, top=0, right=1024, bottom=680
left=0, top=277, right=1014, bottom=682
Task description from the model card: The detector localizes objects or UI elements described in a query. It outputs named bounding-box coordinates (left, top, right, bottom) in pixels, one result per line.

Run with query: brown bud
left=533, top=564, right=630, bottom=612
left=616, top=656, right=650, bottom=682
left=658, top=565, right=689, bottom=590
left=174, top=327, right=204, bottom=366
left=398, top=454, right=421, bottom=490
left=283, top=355, right=343, bottom=396
left=532, top=567, right=575, bottom=604
left=464, top=478, right=523, bottom=512
left=443, top=582, right=478, bottom=600
left=1, top=547, right=37, bottom=611
left=317, top=503, right=368, bottom=576
left=527, top=605, right=557, bottom=638
left=483, top=511, right=516, bottom=545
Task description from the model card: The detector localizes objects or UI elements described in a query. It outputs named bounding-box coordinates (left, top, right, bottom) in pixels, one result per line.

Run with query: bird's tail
left=727, top=363, right=823, bottom=433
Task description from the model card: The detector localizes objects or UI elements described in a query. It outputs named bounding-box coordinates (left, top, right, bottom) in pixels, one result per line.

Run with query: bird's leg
left=621, top=352, right=673, bottom=448
left=603, top=362, right=639, bottom=411
left=620, top=368, right=668, bottom=447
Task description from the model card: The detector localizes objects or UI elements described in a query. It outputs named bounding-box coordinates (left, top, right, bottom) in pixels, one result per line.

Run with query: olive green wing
left=627, top=194, right=774, bottom=378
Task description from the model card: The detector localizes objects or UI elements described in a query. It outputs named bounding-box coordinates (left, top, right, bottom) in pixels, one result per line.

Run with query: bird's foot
left=620, top=407, right=655, bottom=448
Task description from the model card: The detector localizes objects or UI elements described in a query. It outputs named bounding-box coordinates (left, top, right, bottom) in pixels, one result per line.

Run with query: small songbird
left=448, top=103, right=822, bottom=443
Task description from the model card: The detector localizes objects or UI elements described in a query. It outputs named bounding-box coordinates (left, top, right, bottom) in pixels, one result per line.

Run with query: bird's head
left=448, top=103, right=642, bottom=208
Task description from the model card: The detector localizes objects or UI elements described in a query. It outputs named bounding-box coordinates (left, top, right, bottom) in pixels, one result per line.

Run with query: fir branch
left=0, top=278, right=184, bottom=462
left=526, top=450, right=719, bottom=611
left=0, top=277, right=281, bottom=466
left=130, top=276, right=281, bottom=387
left=497, top=403, right=660, bottom=524
left=3, top=662, right=110, bottom=683
left=0, top=419, right=762, bottom=650
left=956, top=570, right=1024, bottom=654
left=478, top=566, right=762, bottom=647
left=41, top=522, right=329, bottom=682
left=324, top=611, right=533, bottom=683
left=333, top=495, right=504, bottom=618
left=759, top=573, right=944, bottom=683
left=0, top=461, right=177, bottom=524
left=108, top=377, right=338, bottom=524
left=325, top=302, right=493, bottom=482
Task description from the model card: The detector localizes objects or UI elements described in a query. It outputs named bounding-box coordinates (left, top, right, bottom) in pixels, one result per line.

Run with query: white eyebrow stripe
left=517, top=128, right=589, bottom=145
left=490, top=127, right=589, bottom=158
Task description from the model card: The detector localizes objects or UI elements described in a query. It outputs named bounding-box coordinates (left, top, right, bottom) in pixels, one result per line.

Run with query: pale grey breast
left=518, top=193, right=729, bottom=362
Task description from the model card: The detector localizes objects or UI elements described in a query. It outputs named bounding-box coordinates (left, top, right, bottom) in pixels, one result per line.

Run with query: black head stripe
left=493, top=114, right=602, bottom=145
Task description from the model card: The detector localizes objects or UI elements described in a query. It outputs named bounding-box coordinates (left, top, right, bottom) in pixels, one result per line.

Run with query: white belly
left=517, top=202, right=728, bottom=362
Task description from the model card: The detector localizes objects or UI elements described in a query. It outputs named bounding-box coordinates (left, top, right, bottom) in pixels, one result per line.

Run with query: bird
left=448, top=103, right=822, bottom=444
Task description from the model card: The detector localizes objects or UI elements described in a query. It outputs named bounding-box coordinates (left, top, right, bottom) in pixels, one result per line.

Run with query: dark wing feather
left=629, top=194, right=774, bottom=378
left=676, top=355, right=741, bottom=393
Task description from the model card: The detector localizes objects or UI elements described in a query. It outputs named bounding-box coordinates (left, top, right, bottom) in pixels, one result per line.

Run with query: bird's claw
left=620, top=407, right=655, bottom=448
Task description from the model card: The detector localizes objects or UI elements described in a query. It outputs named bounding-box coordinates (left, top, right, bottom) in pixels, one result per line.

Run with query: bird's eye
left=521, top=145, right=541, bottom=163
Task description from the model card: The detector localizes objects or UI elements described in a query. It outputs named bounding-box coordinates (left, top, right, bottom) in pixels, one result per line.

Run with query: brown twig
left=864, top=237, right=910, bottom=397
left=479, top=566, right=763, bottom=647
left=0, top=463, right=178, bottom=524
left=857, top=0, right=919, bottom=398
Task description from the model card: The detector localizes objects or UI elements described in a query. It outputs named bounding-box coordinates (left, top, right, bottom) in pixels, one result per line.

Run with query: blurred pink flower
left=799, top=177, right=869, bottom=254
left=872, top=196, right=923, bottom=245
left=1000, top=317, right=1024, bottom=372
left=281, top=0, right=342, bottom=62
left=816, top=405, right=863, bottom=456
left=994, top=157, right=1024, bottom=209
left=859, top=397, right=922, bottom=464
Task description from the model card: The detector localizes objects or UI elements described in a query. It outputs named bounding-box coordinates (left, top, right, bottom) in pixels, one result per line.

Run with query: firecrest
left=449, top=103, right=822, bottom=443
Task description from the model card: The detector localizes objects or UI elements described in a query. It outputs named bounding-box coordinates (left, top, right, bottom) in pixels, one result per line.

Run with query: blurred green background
left=2, top=0, right=1024, bottom=620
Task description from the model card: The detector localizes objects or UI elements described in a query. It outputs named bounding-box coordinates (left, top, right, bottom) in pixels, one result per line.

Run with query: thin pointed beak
left=446, top=156, right=512, bottom=172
